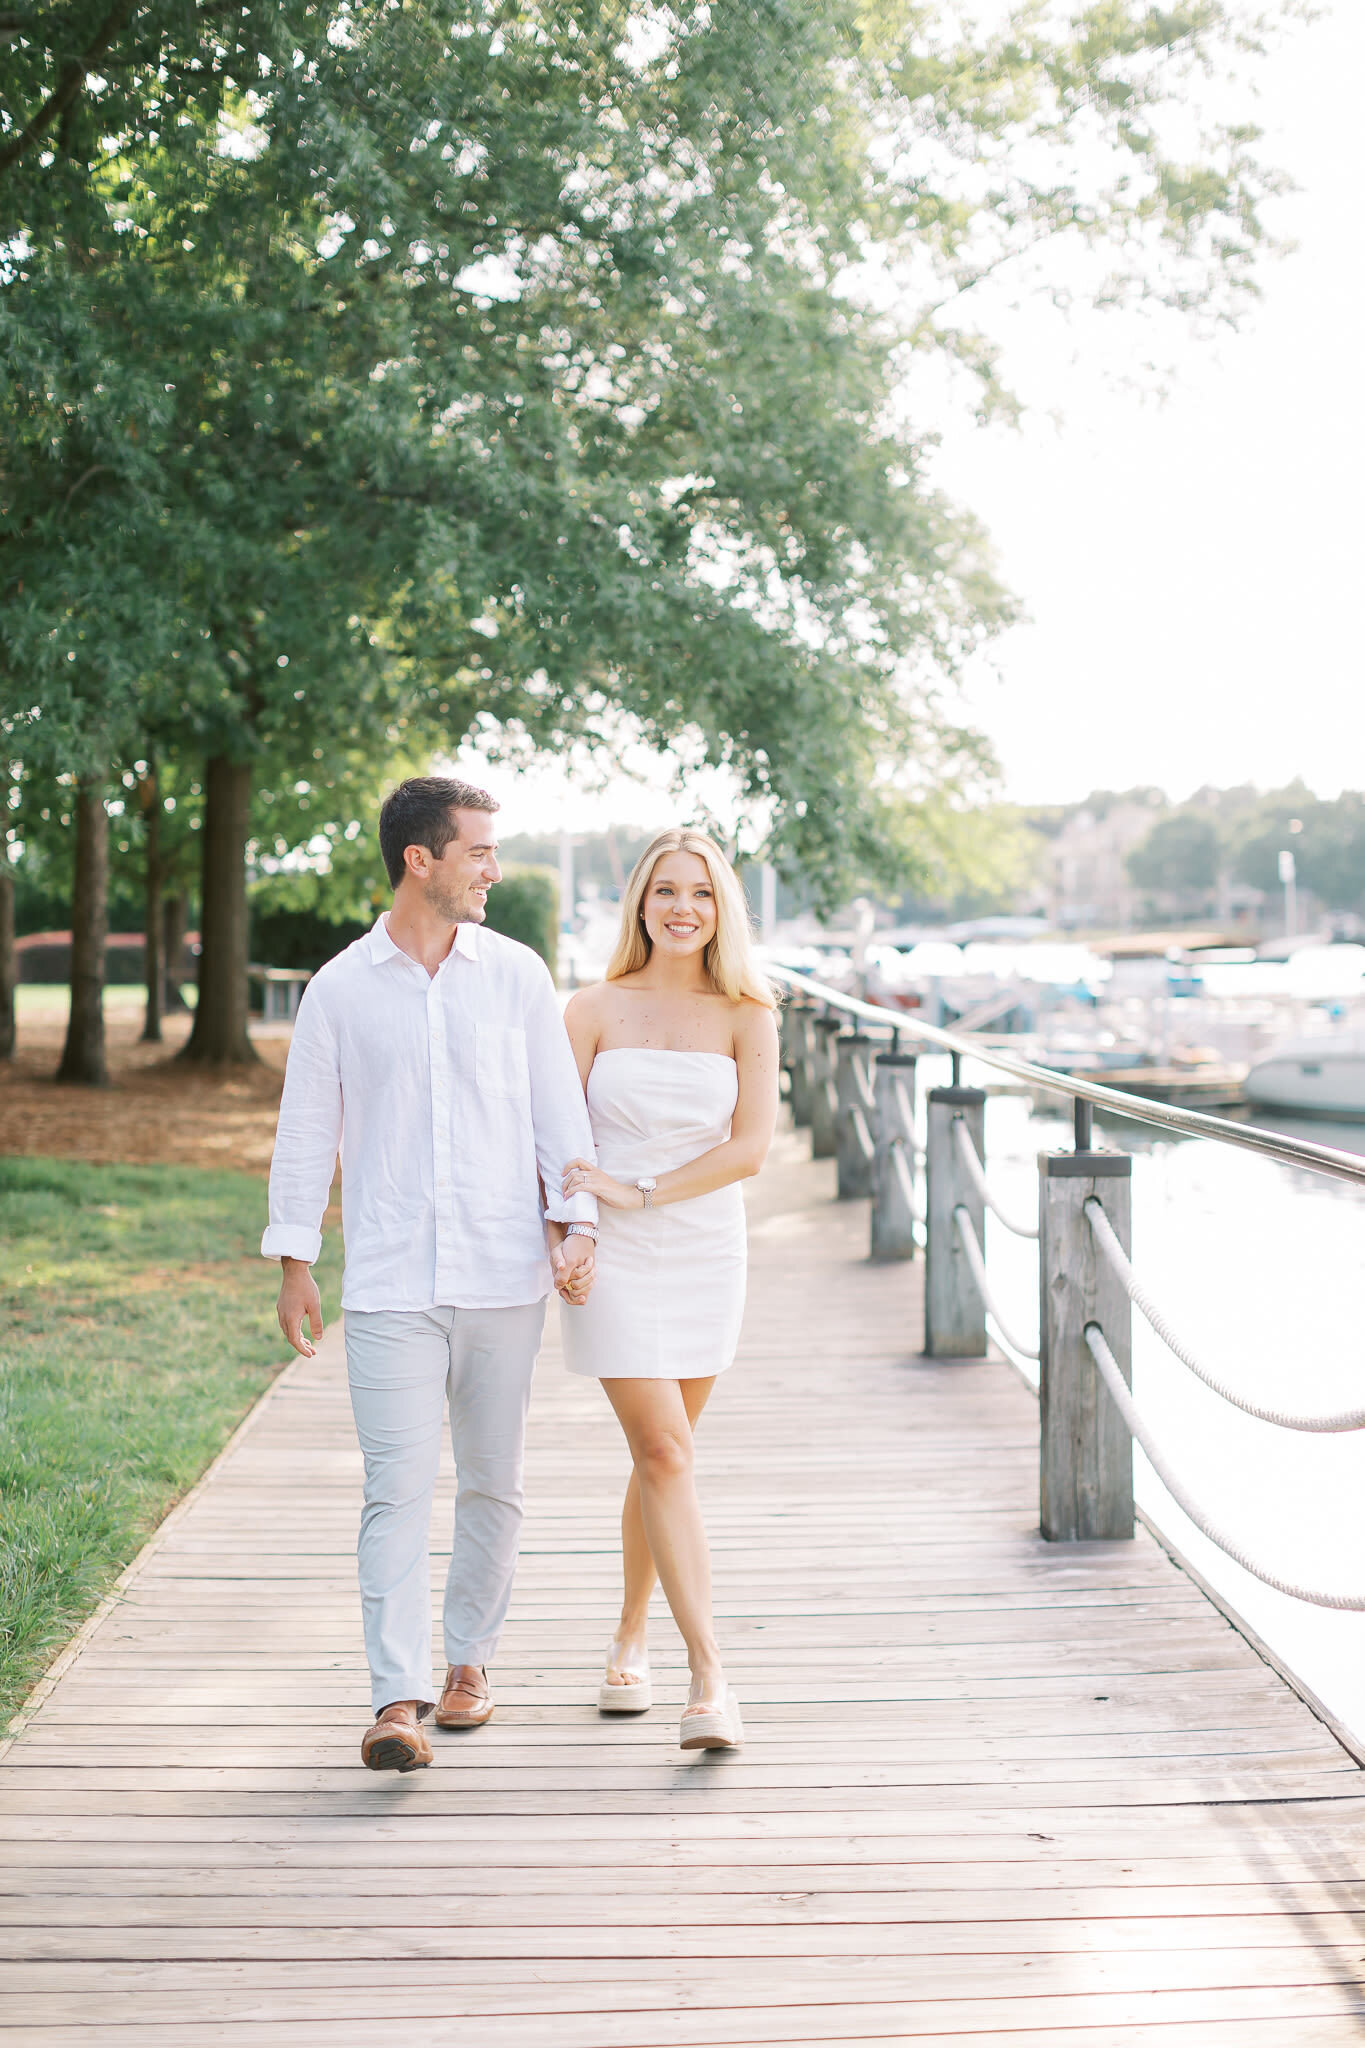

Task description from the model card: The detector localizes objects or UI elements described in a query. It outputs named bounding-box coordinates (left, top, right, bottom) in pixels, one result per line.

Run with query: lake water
left=937, top=1053, right=1365, bottom=1749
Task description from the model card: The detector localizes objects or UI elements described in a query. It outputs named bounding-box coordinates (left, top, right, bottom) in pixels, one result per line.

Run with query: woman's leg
left=608, top=1377, right=715, bottom=1686
left=601, top=1376, right=724, bottom=1706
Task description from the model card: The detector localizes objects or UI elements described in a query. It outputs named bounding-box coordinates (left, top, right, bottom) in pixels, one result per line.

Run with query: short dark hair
left=377, top=776, right=499, bottom=889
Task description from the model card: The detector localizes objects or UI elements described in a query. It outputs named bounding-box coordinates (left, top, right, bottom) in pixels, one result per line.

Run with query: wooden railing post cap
left=928, top=1084, right=986, bottom=1107
left=1039, top=1150, right=1131, bottom=1178
left=813, top=1015, right=843, bottom=1035
left=840, top=1030, right=875, bottom=1047
left=874, top=1048, right=919, bottom=1068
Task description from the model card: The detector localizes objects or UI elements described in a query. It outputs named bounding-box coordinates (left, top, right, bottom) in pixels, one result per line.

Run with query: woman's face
left=640, top=850, right=718, bottom=961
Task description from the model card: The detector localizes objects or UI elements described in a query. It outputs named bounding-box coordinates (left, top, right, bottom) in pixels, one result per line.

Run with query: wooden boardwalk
left=3, top=1129, right=1365, bottom=2044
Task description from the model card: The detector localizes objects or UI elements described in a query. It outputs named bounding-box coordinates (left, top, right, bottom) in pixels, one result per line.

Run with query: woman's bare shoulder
left=564, top=980, right=613, bottom=1029
left=731, top=994, right=779, bottom=1051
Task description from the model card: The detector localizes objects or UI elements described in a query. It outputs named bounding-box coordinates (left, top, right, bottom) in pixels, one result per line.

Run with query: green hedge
left=247, top=864, right=559, bottom=980
left=483, top=864, right=559, bottom=978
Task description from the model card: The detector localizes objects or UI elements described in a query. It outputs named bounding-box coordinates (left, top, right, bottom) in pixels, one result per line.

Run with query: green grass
left=0, top=1157, right=341, bottom=1727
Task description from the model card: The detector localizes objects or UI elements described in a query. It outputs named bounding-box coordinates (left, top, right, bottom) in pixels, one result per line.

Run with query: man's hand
left=551, top=1231, right=596, bottom=1308
left=277, top=1257, right=324, bottom=1357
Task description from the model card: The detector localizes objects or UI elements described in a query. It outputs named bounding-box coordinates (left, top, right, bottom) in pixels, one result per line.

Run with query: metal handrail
left=770, top=966, right=1365, bottom=1190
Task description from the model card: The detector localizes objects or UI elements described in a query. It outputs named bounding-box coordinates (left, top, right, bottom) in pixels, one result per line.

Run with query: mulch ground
left=0, top=1008, right=288, bottom=1176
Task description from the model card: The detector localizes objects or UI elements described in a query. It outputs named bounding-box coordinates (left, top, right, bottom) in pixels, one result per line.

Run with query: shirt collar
left=365, top=913, right=479, bottom=967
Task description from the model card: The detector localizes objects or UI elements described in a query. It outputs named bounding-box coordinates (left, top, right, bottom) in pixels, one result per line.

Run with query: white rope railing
left=1083, top=1324, right=1365, bottom=1611
left=891, top=1140, right=927, bottom=1229
left=953, top=1205, right=1040, bottom=1362
left=952, top=1117, right=1039, bottom=1241
left=788, top=982, right=1365, bottom=1614
left=892, top=1080, right=926, bottom=1163
left=1085, top=1199, right=1365, bottom=1434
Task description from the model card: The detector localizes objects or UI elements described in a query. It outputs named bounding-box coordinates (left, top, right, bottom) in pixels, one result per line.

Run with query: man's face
left=415, top=808, right=502, bottom=923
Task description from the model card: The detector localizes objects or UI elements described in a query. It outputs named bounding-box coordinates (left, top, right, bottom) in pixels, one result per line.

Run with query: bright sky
left=461, top=3, right=1365, bottom=836
left=938, top=1, right=1365, bottom=809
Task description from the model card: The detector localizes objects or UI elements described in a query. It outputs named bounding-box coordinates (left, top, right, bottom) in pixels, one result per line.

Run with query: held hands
left=550, top=1229, right=596, bottom=1309
left=563, top=1158, right=643, bottom=1210
left=277, top=1258, right=323, bottom=1358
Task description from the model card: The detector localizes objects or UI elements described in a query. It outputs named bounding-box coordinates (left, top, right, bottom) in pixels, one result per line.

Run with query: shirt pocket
left=475, top=1022, right=530, bottom=1098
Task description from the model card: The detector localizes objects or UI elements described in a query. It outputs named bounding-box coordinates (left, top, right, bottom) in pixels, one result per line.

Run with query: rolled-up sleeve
left=261, top=984, right=343, bottom=1264
left=524, top=963, right=598, bottom=1225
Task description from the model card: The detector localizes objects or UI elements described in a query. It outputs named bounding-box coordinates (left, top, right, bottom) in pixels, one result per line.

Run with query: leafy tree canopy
left=3, top=0, right=1299, bottom=909
left=1127, top=809, right=1221, bottom=895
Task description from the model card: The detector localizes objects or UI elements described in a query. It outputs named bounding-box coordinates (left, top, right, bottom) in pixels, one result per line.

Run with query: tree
left=1301, top=794, right=1365, bottom=914
left=1127, top=811, right=1221, bottom=902
left=0, top=864, right=14, bottom=1061
left=4, top=2, right=1301, bottom=1061
left=482, top=869, right=558, bottom=975
left=0, top=669, right=144, bottom=1083
left=1229, top=788, right=1365, bottom=915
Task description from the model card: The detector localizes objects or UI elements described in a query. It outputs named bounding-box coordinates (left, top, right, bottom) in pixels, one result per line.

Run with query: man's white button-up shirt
left=261, top=915, right=597, bottom=1311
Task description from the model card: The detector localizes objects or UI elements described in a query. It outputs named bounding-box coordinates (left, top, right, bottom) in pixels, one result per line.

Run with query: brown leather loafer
left=360, top=1700, right=433, bottom=1773
left=434, top=1663, right=494, bottom=1729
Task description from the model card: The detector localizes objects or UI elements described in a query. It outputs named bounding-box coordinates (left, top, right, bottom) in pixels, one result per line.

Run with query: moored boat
left=1244, top=1031, right=1365, bottom=1120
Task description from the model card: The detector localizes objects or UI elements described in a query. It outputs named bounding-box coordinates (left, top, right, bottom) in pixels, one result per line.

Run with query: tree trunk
left=56, top=779, right=109, bottom=1087
left=140, top=767, right=163, bottom=1043
left=178, top=755, right=257, bottom=1066
left=0, top=867, right=15, bottom=1060
left=162, top=891, right=189, bottom=1011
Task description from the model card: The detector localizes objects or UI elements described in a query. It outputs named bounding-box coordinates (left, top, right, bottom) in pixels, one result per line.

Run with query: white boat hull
left=1244, top=1052, right=1365, bottom=1119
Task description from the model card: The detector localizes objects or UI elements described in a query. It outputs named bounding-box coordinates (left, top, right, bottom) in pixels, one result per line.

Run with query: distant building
left=1041, top=800, right=1163, bottom=930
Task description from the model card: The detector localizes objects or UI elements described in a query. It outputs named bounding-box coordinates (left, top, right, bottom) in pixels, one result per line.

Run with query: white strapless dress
left=560, top=1049, right=746, bottom=1380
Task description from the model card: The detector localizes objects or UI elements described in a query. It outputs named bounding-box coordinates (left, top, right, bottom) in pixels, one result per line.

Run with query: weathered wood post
left=924, top=1085, right=987, bottom=1357
left=871, top=1050, right=918, bottom=1261
left=778, top=994, right=797, bottom=1075
left=810, top=1016, right=841, bottom=1160
left=835, top=1034, right=876, bottom=1200
left=777, top=997, right=799, bottom=1118
left=1038, top=1147, right=1134, bottom=1540
left=787, top=1006, right=815, bottom=1128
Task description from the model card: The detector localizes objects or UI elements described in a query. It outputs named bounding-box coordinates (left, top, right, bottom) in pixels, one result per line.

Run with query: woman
left=555, top=828, right=779, bottom=1751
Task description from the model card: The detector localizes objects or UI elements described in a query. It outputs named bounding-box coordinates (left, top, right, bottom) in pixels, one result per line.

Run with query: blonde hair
left=606, top=829, right=777, bottom=1009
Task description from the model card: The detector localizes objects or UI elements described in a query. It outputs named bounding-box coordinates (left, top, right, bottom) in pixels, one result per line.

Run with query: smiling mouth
left=664, top=922, right=699, bottom=935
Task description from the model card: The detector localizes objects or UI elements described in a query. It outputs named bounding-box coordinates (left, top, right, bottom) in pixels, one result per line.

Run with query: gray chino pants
left=343, top=1301, right=546, bottom=1712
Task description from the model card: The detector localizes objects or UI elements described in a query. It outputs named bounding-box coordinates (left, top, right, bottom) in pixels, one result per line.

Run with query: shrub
left=484, top=865, right=558, bottom=977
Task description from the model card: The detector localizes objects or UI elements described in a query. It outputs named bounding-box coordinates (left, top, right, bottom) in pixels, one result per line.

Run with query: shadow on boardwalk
left=2, top=1128, right=1365, bottom=2044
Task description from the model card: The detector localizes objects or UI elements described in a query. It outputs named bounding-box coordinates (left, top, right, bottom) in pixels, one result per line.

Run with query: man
left=264, top=775, right=598, bottom=1772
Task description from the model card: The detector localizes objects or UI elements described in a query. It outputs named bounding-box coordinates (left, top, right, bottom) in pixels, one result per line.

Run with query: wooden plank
left=6, top=1913, right=1365, bottom=1961
left=15, top=1861, right=1365, bottom=1898
left=3, top=1950, right=1365, bottom=2025
left=2, top=1984, right=1365, bottom=2046
left=8, top=1880, right=1365, bottom=1923
left=0, top=1947, right=1362, bottom=1996
left=4, top=1798, right=1358, bottom=1841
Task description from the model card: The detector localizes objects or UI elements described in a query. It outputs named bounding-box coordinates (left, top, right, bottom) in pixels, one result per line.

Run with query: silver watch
left=636, top=1177, right=658, bottom=1209
left=564, top=1222, right=598, bottom=1242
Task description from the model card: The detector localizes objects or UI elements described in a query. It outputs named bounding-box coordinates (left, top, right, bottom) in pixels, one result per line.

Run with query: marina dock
left=1, top=1130, right=1363, bottom=2043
